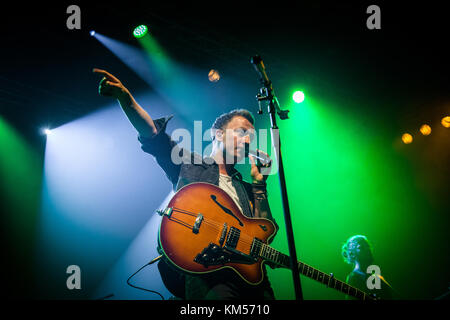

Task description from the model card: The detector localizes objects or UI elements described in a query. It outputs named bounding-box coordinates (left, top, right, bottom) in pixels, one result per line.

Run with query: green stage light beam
left=0, top=117, right=42, bottom=267
left=265, top=96, right=431, bottom=299
left=132, top=25, right=173, bottom=80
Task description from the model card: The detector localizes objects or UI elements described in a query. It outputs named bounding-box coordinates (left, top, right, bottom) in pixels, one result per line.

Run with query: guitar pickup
left=225, top=227, right=240, bottom=249
left=219, top=223, right=228, bottom=246
left=192, top=214, right=203, bottom=234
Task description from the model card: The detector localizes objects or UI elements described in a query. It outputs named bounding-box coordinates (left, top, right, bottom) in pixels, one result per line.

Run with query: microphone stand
left=251, top=56, right=303, bottom=301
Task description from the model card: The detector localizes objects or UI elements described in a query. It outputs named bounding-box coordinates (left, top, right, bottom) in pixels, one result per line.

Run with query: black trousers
left=185, top=268, right=275, bottom=300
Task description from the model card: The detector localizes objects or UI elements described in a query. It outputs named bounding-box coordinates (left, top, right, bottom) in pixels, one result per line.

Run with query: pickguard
left=194, top=243, right=255, bottom=268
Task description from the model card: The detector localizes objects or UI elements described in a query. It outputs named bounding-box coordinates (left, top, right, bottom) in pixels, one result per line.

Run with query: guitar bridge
left=192, top=214, right=203, bottom=234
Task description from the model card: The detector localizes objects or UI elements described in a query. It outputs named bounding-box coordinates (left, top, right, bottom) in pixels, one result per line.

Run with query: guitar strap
left=230, top=171, right=254, bottom=218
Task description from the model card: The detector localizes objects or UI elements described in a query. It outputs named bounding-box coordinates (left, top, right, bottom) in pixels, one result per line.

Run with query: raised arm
left=93, top=68, right=157, bottom=138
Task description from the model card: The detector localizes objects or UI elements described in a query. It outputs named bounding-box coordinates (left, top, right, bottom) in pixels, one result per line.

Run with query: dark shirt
left=346, top=269, right=393, bottom=300
left=138, top=115, right=278, bottom=300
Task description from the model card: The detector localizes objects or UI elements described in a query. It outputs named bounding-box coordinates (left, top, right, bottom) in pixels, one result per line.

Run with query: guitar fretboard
left=251, top=239, right=372, bottom=300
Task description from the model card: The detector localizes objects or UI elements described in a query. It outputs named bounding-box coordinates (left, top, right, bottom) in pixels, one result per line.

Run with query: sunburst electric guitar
left=157, top=182, right=374, bottom=300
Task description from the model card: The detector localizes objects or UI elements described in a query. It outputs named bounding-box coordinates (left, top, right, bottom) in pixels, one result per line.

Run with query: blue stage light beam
left=91, top=32, right=252, bottom=125
left=93, top=192, right=174, bottom=300
left=92, top=32, right=156, bottom=86
left=36, top=95, right=180, bottom=298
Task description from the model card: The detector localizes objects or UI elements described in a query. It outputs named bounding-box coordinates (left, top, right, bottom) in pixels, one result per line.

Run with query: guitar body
left=158, top=182, right=276, bottom=285
left=158, top=182, right=375, bottom=300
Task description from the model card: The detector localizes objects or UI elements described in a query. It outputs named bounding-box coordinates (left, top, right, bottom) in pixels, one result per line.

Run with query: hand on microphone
left=249, top=149, right=272, bottom=184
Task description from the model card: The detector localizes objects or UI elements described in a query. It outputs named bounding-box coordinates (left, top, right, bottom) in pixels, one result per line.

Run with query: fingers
left=253, top=149, right=272, bottom=167
left=249, top=154, right=270, bottom=182
left=255, top=149, right=270, bottom=158
left=99, top=81, right=113, bottom=96
left=249, top=155, right=257, bottom=167
left=99, top=78, right=122, bottom=89
left=249, top=154, right=267, bottom=169
left=98, top=78, right=121, bottom=96
left=92, top=68, right=120, bottom=82
left=105, top=80, right=121, bottom=88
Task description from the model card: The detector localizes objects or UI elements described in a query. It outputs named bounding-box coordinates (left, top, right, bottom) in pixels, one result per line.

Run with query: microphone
left=250, top=55, right=271, bottom=86
left=247, top=149, right=272, bottom=166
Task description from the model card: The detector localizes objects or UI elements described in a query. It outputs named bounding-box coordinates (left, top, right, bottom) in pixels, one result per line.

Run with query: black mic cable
left=126, top=255, right=165, bottom=300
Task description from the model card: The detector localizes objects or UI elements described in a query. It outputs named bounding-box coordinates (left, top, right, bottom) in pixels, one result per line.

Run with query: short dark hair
left=341, top=235, right=373, bottom=265
left=211, top=109, right=254, bottom=140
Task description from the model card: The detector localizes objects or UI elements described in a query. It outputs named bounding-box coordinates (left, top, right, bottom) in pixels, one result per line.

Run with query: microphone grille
left=251, top=55, right=262, bottom=64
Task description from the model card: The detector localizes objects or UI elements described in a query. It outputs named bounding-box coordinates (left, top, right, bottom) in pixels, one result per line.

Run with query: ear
left=215, top=129, right=224, bottom=142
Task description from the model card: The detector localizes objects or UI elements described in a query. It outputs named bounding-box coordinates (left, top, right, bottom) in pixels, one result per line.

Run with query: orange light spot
left=402, top=133, right=413, bottom=144
left=420, top=124, right=431, bottom=136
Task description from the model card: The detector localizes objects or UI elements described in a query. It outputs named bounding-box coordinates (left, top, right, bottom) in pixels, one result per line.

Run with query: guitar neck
left=257, top=242, right=372, bottom=300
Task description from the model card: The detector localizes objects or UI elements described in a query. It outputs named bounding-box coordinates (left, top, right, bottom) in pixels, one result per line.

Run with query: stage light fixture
left=442, top=116, right=450, bottom=128
left=42, top=128, right=52, bottom=135
left=293, top=91, right=305, bottom=103
left=133, top=25, right=148, bottom=38
left=402, top=133, right=413, bottom=144
left=208, top=69, right=220, bottom=82
left=420, top=124, right=431, bottom=136
left=90, top=30, right=96, bottom=37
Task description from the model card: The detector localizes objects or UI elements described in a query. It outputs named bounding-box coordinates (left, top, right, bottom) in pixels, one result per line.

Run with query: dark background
left=2, top=1, right=449, bottom=142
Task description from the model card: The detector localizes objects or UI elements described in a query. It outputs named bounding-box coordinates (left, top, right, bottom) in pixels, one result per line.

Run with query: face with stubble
left=215, top=116, right=255, bottom=165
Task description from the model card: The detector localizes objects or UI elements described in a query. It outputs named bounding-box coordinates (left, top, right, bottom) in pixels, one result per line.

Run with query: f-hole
left=210, top=195, right=243, bottom=226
